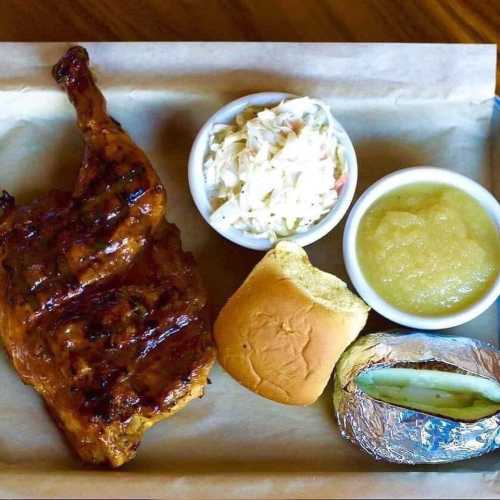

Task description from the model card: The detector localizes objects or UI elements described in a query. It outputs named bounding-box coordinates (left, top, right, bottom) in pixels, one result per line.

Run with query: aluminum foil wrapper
left=333, top=332, right=500, bottom=464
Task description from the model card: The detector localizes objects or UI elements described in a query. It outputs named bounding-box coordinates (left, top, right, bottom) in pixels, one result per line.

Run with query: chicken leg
left=0, top=46, right=214, bottom=467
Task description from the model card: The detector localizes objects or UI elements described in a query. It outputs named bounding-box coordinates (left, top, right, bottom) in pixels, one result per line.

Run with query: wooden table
left=1, top=0, right=498, bottom=91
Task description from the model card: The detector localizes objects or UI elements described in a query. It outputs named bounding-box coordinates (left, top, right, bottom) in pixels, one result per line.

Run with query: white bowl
left=188, top=92, right=358, bottom=251
left=343, top=167, right=500, bottom=330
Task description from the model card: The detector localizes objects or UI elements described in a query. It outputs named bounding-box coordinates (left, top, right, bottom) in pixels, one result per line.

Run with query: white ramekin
left=343, top=167, right=500, bottom=330
left=188, top=92, right=358, bottom=251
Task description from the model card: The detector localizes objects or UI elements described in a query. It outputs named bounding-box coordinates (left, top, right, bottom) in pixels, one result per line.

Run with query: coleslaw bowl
left=188, top=92, right=358, bottom=251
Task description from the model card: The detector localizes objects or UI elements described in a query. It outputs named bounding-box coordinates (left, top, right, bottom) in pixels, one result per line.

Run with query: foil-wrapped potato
left=333, top=332, right=500, bottom=464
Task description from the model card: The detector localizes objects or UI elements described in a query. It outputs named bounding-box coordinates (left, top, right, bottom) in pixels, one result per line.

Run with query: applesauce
left=357, top=183, right=499, bottom=315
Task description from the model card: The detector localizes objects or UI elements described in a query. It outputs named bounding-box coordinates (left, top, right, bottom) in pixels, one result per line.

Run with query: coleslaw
left=203, top=97, right=348, bottom=241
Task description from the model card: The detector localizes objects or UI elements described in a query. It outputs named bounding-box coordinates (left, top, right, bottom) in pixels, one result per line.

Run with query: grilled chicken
left=0, top=47, right=215, bottom=467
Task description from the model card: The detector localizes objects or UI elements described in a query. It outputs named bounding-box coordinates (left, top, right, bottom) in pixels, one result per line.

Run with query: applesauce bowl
left=343, top=167, right=500, bottom=330
left=188, top=92, right=358, bottom=251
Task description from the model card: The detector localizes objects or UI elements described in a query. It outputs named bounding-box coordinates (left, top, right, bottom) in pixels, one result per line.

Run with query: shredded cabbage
left=204, top=97, right=348, bottom=241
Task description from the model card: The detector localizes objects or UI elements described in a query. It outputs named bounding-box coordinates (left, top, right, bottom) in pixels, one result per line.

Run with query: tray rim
left=0, top=43, right=497, bottom=499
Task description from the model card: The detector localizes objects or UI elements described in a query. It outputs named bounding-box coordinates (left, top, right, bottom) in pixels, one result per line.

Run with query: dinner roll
left=214, top=241, right=369, bottom=405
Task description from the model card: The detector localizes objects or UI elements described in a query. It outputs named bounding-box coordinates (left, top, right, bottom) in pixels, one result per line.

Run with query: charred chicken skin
left=0, top=46, right=215, bottom=467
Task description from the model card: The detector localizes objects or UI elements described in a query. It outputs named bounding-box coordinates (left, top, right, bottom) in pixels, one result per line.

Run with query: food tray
left=0, top=43, right=497, bottom=499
